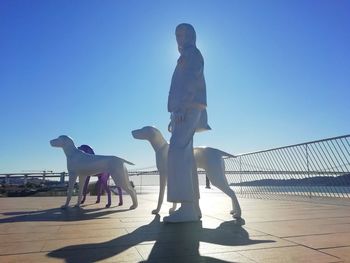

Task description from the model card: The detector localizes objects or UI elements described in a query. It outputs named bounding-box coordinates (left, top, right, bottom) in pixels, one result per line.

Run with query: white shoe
left=163, top=203, right=199, bottom=223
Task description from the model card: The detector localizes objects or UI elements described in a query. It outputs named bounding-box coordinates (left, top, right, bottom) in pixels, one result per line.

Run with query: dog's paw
left=105, top=204, right=111, bottom=208
left=152, top=209, right=160, bottom=214
left=230, top=210, right=241, bottom=218
left=233, top=216, right=245, bottom=226
left=118, top=202, right=123, bottom=206
left=129, top=204, right=137, bottom=210
left=61, top=205, right=68, bottom=209
left=74, top=204, right=80, bottom=208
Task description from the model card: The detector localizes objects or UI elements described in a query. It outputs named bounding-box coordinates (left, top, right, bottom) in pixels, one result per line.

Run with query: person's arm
left=169, top=49, right=205, bottom=123
left=177, top=50, right=205, bottom=113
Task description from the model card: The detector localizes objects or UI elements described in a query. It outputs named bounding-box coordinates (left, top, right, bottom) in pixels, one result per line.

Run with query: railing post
left=239, top=156, right=242, bottom=195
left=60, top=172, right=65, bottom=184
left=42, top=171, right=46, bottom=183
left=306, top=144, right=312, bottom=198
left=205, top=176, right=211, bottom=189
left=140, top=173, right=143, bottom=194
left=5, top=174, right=10, bottom=185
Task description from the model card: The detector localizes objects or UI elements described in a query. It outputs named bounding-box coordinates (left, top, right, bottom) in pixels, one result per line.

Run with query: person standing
left=164, top=23, right=210, bottom=223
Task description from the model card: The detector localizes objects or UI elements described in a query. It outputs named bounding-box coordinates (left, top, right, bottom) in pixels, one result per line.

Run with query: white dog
left=50, top=135, right=137, bottom=210
left=132, top=126, right=241, bottom=218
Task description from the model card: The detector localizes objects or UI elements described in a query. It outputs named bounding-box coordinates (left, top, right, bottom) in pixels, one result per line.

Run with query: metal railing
left=0, top=171, right=67, bottom=185
left=1, top=135, right=349, bottom=199
left=0, top=171, right=147, bottom=186
left=225, top=135, right=350, bottom=199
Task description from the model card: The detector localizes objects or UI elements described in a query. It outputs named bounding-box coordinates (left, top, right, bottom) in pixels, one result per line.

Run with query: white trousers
left=167, top=108, right=201, bottom=202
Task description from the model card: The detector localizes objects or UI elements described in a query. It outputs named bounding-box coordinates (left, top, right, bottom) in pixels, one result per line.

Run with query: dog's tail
left=219, top=151, right=236, bottom=159
left=121, top=159, right=135, bottom=165
left=208, top=147, right=236, bottom=159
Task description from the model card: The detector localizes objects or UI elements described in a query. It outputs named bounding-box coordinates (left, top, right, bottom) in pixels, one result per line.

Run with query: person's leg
left=191, top=144, right=201, bottom=218
left=167, top=136, right=195, bottom=202
left=165, top=109, right=201, bottom=223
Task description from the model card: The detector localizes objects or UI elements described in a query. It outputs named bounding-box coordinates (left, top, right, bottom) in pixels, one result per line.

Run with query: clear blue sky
left=1, top=0, right=349, bottom=172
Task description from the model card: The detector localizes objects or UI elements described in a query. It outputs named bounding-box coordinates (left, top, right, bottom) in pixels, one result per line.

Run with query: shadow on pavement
left=0, top=207, right=129, bottom=223
left=48, top=215, right=274, bottom=262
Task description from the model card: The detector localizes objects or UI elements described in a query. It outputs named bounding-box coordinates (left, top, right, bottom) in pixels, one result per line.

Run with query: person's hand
left=173, top=110, right=185, bottom=123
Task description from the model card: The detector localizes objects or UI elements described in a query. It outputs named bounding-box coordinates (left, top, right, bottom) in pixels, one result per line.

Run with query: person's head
left=78, top=144, right=95, bottom=155
left=175, top=23, right=196, bottom=53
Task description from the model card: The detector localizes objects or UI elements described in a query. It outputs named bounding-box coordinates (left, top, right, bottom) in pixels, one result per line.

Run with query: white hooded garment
left=167, top=24, right=210, bottom=202
left=167, top=24, right=210, bottom=132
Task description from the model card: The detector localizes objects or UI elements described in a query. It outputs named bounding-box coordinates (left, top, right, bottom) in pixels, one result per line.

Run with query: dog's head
left=50, top=135, right=74, bottom=148
left=132, top=126, right=160, bottom=141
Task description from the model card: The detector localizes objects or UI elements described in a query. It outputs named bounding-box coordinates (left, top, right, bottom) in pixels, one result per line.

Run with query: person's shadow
left=48, top=215, right=274, bottom=262
left=0, top=206, right=129, bottom=224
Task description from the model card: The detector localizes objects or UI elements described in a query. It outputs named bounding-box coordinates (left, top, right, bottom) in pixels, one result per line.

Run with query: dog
left=50, top=135, right=137, bottom=209
left=77, top=144, right=123, bottom=208
left=81, top=172, right=123, bottom=208
left=132, top=126, right=241, bottom=218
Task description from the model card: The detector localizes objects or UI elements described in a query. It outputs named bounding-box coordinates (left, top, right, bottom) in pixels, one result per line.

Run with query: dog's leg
left=110, top=168, right=138, bottom=210
left=104, top=178, right=112, bottom=208
left=192, top=161, right=202, bottom=219
left=96, top=179, right=102, bottom=203
left=125, top=181, right=138, bottom=210
left=75, top=175, right=85, bottom=207
left=206, top=163, right=242, bottom=218
left=219, top=184, right=241, bottom=217
left=153, top=171, right=167, bottom=214
left=118, top=181, right=137, bottom=210
left=123, top=167, right=138, bottom=209
left=117, top=186, right=123, bottom=206
left=81, top=176, right=90, bottom=204
left=62, top=173, right=77, bottom=209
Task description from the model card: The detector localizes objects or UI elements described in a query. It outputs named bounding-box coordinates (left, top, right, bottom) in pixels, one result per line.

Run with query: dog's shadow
left=48, top=215, right=274, bottom=262
left=0, top=206, right=130, bottom=223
